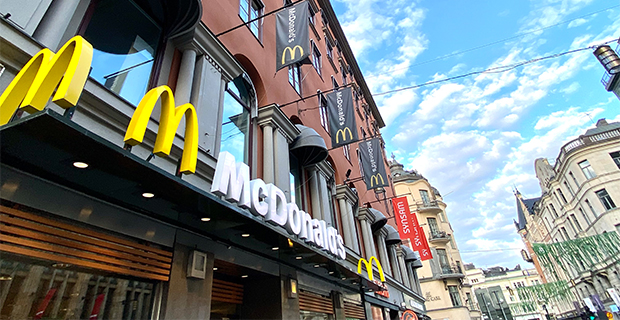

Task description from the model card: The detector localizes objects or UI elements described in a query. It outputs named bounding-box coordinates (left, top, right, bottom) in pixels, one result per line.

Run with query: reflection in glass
left=83, top=0, right=161, bottom=105
left=220, top=83, right=250, bottom=164
left=0, top=259, right=155, bottom=319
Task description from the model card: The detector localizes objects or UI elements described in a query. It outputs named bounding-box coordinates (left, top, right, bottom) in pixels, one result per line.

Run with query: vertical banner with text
left=275, top=1, right=310, bottom=71
left=359, top=138, right=389, bottom=190
left=326, top=87, right=358, bottom=148
left=392, top=196, right=433, bottom=261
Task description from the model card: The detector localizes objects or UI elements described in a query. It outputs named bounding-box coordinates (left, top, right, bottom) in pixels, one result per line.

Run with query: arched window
left=220, top=78, right=253, bottom=164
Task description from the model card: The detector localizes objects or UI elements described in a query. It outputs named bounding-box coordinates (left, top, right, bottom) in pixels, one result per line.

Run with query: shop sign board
left=608, top=288, right=620, bottom=307
left=211, top=151, right=346, bottom=260
left=0, top=36, right=199, bottom=173
left=401, top=309, right=418, bottom=320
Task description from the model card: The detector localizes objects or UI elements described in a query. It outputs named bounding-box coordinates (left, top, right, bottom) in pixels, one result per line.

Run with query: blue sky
left=332, top=0, right=620, bottom=268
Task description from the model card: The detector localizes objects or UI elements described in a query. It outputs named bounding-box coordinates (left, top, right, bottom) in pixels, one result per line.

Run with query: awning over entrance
left=0, top=110, right=375, bottom=291
left=385, top=225, right=402, bottom=245
left=369, top=208, right=387, bottom=232
left=289, top=125, right=328, bottom=167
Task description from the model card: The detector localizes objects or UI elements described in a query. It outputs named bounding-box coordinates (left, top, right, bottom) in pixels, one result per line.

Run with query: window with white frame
left=331, top=76, right=338, bottom=89
left=611, top=151, right=620, bottom=169
left=578, top=160, right=596, bottom=180
left=318, top=92, right=328, bottom=132
left=557, top=188, right=567, bottom=204
left=569, top=171, right=579, bottom=189
left=311, top=41, right=322, bottom=76
left=549, top=204, right=558, bottom=218
left=448, top=286, right=462, bottom=307
left=288, top=64, right=301, bottom=94
left=239, top=0, right=264, bottom=40
left=570, top=214, right=582, bottom=232
left=596, top=189, right=616, bottom=211
left=564, top=181, right=574, bottom=197
left=585, top=199, right=598, bottom=217
left=326, top=40, right=333, bottom=61
left=578, top=207, right=591, bottom=225
left=341, top=62, right=347, bottom=85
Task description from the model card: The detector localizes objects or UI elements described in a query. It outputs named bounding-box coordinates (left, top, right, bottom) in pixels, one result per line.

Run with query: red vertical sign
left=392, top=196, right=433, bottom=261
left=34, top=288, right=57, bottom=319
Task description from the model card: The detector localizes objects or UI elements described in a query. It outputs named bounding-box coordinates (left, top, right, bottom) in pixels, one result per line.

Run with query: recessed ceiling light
left=296, top=256, right=302, bottom=260
left=52, top=263, right=72, bottom=269
left=201, top=217, right=211, bottom=222
left=288, top=239, right=294, bottom=247
left=341, top=277, right=347, bottom=280
left=213, top=267, right=218, bottom=271
left=241, top=233, right=250, bottom=238
left=272, top=247, right=279, bottom=251
left=328, top=271, right=334, bottom=275
left=241, top=275, right=249, bottom=278
left=314, top=264, right=320, bottom=268
left=73, top=161, right=89, bottom=169
left=0, top=276, right=12, bottom=281
left=142, top=192, right=155, bottom=198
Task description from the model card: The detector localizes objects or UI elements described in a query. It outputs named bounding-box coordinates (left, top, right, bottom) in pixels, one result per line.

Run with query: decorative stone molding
left=335, top=184, right=358, bottom=204
left=257, top=104, right=300, bottom=143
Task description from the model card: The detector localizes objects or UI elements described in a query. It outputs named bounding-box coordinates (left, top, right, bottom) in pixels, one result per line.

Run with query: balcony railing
left=415, top=200, right=442, bottom=213
left=553, top=127, right=620, bottom=171
left=429, top=231, right=449, bottom=242
left=441, top=264, right=464, bottom=276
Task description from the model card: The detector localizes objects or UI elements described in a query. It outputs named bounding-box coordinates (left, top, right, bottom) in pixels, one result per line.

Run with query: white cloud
left=561, top=81, right=580, bottom=94
left=567, top=18, right=588, bottom=28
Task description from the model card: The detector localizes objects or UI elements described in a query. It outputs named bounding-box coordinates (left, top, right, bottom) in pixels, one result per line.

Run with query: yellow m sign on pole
left=0, top=36, right=93, bottom=125
left=335, top=128, right=353, bottom=144
left=370, top=174, right=385, bottom=187
left=281, top=46, right=304, bottom=65
left=124, top=86, right=198, bottom=174
left=357, top=256, right=385, bottom=282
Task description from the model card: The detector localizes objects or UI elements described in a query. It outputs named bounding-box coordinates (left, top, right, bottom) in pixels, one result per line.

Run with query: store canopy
left=385, top=225, right=402, bottom=245
left=369, top=208, right=387, bottom=233
left=290, top=125, right=328, bottom=167
left=0, top=110, right=380, bottom=292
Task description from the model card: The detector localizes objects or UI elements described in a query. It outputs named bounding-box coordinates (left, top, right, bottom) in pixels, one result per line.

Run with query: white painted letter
left=250, top=179, right=269, bottom=216
left=286, top=203, right=302, bottom=235
left=266, top=184, right=288, bottom=226
left=211, top=151, right=250, bottom=208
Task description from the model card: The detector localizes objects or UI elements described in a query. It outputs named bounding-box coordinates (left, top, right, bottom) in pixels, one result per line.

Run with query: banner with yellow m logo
left=360, top=138, right=390, bottom=190
left=275, top=1, right=310, bottom=71
left=326, top=87, right=358, bottom=148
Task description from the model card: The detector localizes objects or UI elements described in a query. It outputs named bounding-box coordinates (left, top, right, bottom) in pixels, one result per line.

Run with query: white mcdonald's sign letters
left=211, top=152, right=347, bottom=260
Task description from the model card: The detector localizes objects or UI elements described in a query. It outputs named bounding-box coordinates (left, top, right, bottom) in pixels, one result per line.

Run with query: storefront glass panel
left=0, top=259, right=157, bottom=320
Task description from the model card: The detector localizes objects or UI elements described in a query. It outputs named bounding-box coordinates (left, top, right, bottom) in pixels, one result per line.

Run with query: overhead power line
left=367, top=4, right=620, bottom=78
left=372, top=38, right=618, bottom=97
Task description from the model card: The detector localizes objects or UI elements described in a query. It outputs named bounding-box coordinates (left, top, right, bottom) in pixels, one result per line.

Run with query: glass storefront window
left=83, top=0, right=162, bottom=106
left=220, top=82, right=251, bottom=164
left=300, top=310, right=333, bottom=320
left=0, top=259, right=156, bottom=320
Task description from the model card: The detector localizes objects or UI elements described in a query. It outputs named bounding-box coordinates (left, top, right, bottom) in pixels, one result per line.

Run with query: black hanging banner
left=326, top=87, right=358, bottom=148
left=276, top=1, right=310, bottom=71
left=360, top=138, right=389, bottom=190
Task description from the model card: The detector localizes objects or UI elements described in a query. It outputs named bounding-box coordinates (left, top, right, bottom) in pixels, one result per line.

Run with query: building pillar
left=397, top=247, right=411, bottom=288
left=273, top=129, right=291, bottom=199
left=175, top=49, right=197, bottom=105
left=358, top=215, right=376, bottom=258
left=335, top=185, right=360, bottom=253
left=338, top=198, right=354, bottom=247
left=376, top=230, right=392, bottom=276
left=33, top=0, right=81, bottom=50
left=388, top=245, right=402, bottom=282
left=262, top=124, right=274, bottom=184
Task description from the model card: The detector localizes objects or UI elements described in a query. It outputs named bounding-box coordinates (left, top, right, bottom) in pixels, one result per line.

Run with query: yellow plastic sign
left=357, top=256, right=385, bottom=282
left=0, top=36, right=199, bottom=173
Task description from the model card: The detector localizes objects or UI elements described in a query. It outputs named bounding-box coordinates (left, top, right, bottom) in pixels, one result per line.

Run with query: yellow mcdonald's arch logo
left=370, top=173, right=385, bottom=187
left=0, top=36, right=93, bottom=125
left=281, top=45, right=304, bottom=64
left=124, top=86, right=198, bottom=174
left=335, top=127, right=353, bottom=143
left=357, top=256, right=385, bottom=282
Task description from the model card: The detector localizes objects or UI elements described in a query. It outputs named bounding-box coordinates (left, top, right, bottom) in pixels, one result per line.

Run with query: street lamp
left=593, top=45, right=620, bottom=74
